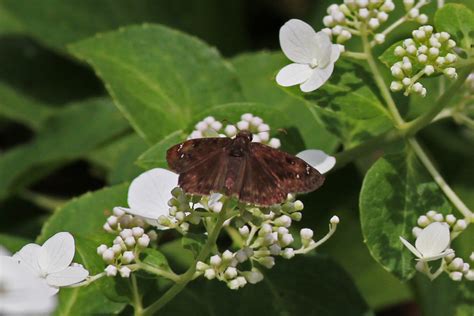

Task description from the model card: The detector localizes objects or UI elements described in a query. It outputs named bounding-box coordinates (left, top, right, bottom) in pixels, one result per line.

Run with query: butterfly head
left=235, top=130, right=253, bottom=143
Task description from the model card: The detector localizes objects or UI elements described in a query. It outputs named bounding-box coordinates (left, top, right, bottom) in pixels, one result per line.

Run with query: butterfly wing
left=167, top=137, right=232, bottom=173
left=238, top=143, right=324, bottom=205
left=167, top=137, right=233, bottom=196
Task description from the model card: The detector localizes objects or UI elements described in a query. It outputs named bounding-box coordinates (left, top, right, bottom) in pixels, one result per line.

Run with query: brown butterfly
left=166, top=131, right=325, bottom=206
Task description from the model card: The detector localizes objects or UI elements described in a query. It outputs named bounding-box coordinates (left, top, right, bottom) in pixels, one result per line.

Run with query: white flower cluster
left=322, top=0, right=396, bottom=44
left=99, top=208, right=156, bottom=278
left=188, top=114, right=281, bottom=149
left=389, top=25, right=458, bottom=97
left=400, top=210, right=473, bottom=282
left=195, top=194, right=340, bottom=290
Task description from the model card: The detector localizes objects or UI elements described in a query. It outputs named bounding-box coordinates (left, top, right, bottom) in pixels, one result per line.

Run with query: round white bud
left=300, top=228, right=314, bottom=240
left=259, top=256, right=275, bottom=269
left=225, top=125, right=238, bottom=137
left=241, top=113, right=253, bottom=121
left=391, top=66, right=404, bottom=79
left=195, top=121, right=208, bottom=131
left=291, top=212, right=302, bottom=221
left=450, top=271, right=463, bottom=281
left=436, top=57, right=446, bottom=65
left=138, top=234, right=150, bottom=248
left=413, top=30, right=426, bottom=41
left=462, top=263, right=470, bottom=273
left=374, top=33, right=385, bottom=44
left=281, top=233, right=294, bottom=247
left=417, top=54, right=428, bottom=63
left=196, top=261, right=208, bottom=271
left=210, top=121, right=223, bottom=132
left=445, top=250, right=455, bottom=263
left=227, top=279, right=239, bottom=290
left=124, top=236, right=136, bottom=248
left=377, top=11, right=388, bottom=22
left=428, top=47, right=439, bottom=57
left=447, top=39, right=456, bottom=48
left=222, top=250, right=234, bottom=261
left=390, top=81, right=403, bottom=92
left=236, top=276, right=247, bottom=287
left=120, top=229, right=133, bottom=239
left=432, top=213, right=444, bottom=222
left=356, top=0, right=369, bottom=7
left=330, top=215, right=340, bottom=224
left=103, top=223, right=113, bottom=233
left=406, top=45, right=417, bottom=55
left=204, top=269, right=216, bottom=280
left=321, top=28, right=333, bottom=36
left=408, top=8, right=419, bottom=19
left=327, top=4, right=339, bottom=14
left=122, top=251, right=135, bottom=264
left=445, top=214, right=456, bottom=225
left=210, top=201, right=223, bottom=213
left=258, top=132, right=270, bottom=142
left=412, top=226, right=423, bottom=238
left=402, top=77, right=412, bottom=86
left=203, top=116, right=215, bottom=124
left=453, top=219, right=467, bottom=231
left=425, top=211, right=438, bottom=220
left=429, top=37, right=441, bottom=48
left=323, top=15, right=335, bottom=27
left=412, top=82, right=423, bottom=93
left=244, top=269, right=264, bottom=284
left=269, top=244, right=282, bottom=256
left=424, top=65, right=435, bottom=76
left=260, top=223, right=272, bottom=234
left=237, top=120, right=249, bottom=131
left=268, top=138, right=281, bottom=149
left=224, top=267, right=238, bottom=279
left=332, top=25, right=343, bottom=36
left=332, top=11, right=346, bottom=24
left=449, top=258, right=464, bottom=270
left=97, top=244, right=108, bottom=255
left=251, top=116, right=263, bottom=127
left=275, top=215, right=292, bottom=227
left=403, top=0, right=415, bottom=10
left=358, top=8, right=369, bottom=19
left=235, top=249, right=248, bottom=263
left=239, top=225, right=250, bottom=237
left=111, top=244, right=122, bottom=255
left=445, top=53, right=456, bottom=63
left=465, top=270, right=474, bottom=281
left=105, top=264, right=118, bottom=277
left=381, top=0, right=395, bottom=12
left=417, top=215, right=430, bottom=227
left=444, top=67, right=457, bottom=79
left=368, top=18, right=380, bottom=30
left=107, top=215, right=118, bottom=227
left=132, top=227, right=144, bottom=238
left=102, top=249, right=116, bottom=263
left=210, top=255, right=222, bottom=266
left=415, top=260, right=426, bottom=272
left=113, top=207, right=125, bottom=217
left=282, top=248, right=295, bottom=259
left=119, top=266, right=131, bottom=278
left=416, top=14, right=428, bottom=24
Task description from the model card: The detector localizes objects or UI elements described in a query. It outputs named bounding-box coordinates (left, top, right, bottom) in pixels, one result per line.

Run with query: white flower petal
left=276, top=63, right=313, bottom=87
left=279, top=19, right=318, bottom=64
left=46, top=266, right=89, bottom=287
left=419, top=248, right=455, bottom=262
left=415, top=222, right=450, bottom=257
left=300, top=63, right=334, bottom=92
left=0, top=246, right=10, bottom=256
left=399, top=236, right=422, bottom=258
left=38, top=232, right=75, bottom=274
left=0, top=256, right=57, bottom=314
left=330, top=44, right=341, bottom=64
left=296, top=149, right=336, bottom=174
left=127, top=168, right=178, bottom=221
left=313, top=31, right=333, bottom=68
left=13, top=243, right=42, bottom=276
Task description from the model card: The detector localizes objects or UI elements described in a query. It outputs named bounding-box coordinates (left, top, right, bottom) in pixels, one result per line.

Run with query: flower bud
left=450, top=271, right=463, bottom=281
left=225, top=267, right=238, bottom=279
left=415, top=260, right=426, bottom=272
left=120, top=229, right=133, bottom=239
left=243, top=269, right=264, bottom=284
left=103, top=223, right=113, bottom=233
left=445, top=250, right=455, bottom=263
left=394, top=46, right=406, bottom=56
left=290, top=212, right=302, bottom=221
left=445, top=53, right=456, bottom=63
left=119, top=266, right=131, bottom=278
left=447, top=39, right=456, bottom=48
left=259, top=256, right=275, bottom=269
left=300, top=228, right=314, bottom=240
left=374, top=33, right=385, bottom=44
left=470, top=252, right=474, bottom=262
left=210, top=255, right=222, bottom=266
left=269, top=244, right=281, bottom=256
left=462, top=263, right=470, bottom=273
left=417, top=54, right=427, bottom=63
left=390, top=81, right=403, bottom=92
left=275, top=215, right=292, bottom=227
left=368, top=18, right=380, bottom=30
left=204, top=269, right=216, bottom=280
left=227, top=279, right=239, bottom=290
left=403, top=0, right=415, bottom=10
left=406, top=45, right=416, bottom=55
left=102, top=249, right=116, bottom=263
left=196, top=261, right=208, bottom=271
left=412, top=226, right=422, bottom=238
left=408, top=8, right=419, bottom=19
left=268, top=138, right=281, bottom=149
left=417, top=215, right=430, bottom=227
left=122, top=251, right=135, bottom=264
left=330, top=216, right=340, bottom=224
left=239, top=225, right=250, bottom=237
left=237, top=120, right=249, bottom=131
left=402, top=77, right=411, bottom=86
left=105, top=264, right=118, bottom=277
left=428, top=47, right=439, bottom=57
left=124, top=236, right=136, bottom=248
left=358, top=8, right=369, bottom=19
left=381, top=0, right=395, bottom=12
left=282, top=248, right=295, bottom=259
left=453, top=219, right=466, bottom=231
left=449, top=258, right=464, bottom=271
left=236, top=276, right=247, bottom=287
left=432, top=213, right=444, bottom=222
left=97, top=244, right=108, bottom=255
left=112, top=244, right=122, bottom=254
left=424, top=65, right=434, bottom=76
left=280, top=233, right=294, bottom=247
left=416, top=14, right=428, bottom=24
left=113, top=207, right=125, bottom=217
left=132, top=227, right=144, bottom=238
left=465, top=270, right=474, bottom=281
left=107, top=216, right=118, bottom=227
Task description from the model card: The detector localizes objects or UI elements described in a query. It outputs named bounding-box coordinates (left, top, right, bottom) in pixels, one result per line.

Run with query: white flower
left=12, top=232, right=89, bottom=295
left=399, top=222, right=454, bottom=262
left=296, top=149, right=336, bottom=174
left=276, top=19, right=340, bottom=92
left=115, top=168, right=179, bottom=229
left=0, top=256, right=57, bottom=314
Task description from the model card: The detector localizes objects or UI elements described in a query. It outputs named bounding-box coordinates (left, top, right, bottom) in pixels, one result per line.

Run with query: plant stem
left=361, top=26, right=405, bottom=126
left=137, top=262, right=180, bottom=282
left=408, top=138, right=473, bottom=220
left=131, top=274, right=143, bottom=316
left=342, top=51, right=367, bottom=60
left=66, top=272, right=106, bottom=288
left=142, top=205, right=229, bottom=315
left=402, top=65, right=474, bottom=135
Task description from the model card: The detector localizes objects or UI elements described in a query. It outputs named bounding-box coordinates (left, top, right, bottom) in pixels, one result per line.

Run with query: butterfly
left=166, top=131, right=325, bottom=206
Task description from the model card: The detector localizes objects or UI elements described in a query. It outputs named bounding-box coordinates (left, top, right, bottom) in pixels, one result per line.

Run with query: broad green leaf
left=0, top=98, right=129, bottom=200
left=37, top=184, right=128, bottom=242
left=0, top=233, right=30, bottom=253
left=435, top=4, right=474, bottom=51
left=141, top=248, right=172, bottom=272
left=88, top=133, right=148, bottom=184
left=283, top=60, right=393, bottom=148
left=136, top=131, right=186, bottom=169
left=162, top=256, right=373, bottom=316
left=70, top=24, right=244, bottom=143
left=0, top=0, right=247, bottom=55
left=0, top=82, right=54, bottom=130
left=230, top=51, right=339, bottom=153
left=359, top=144, right=453, bottom=280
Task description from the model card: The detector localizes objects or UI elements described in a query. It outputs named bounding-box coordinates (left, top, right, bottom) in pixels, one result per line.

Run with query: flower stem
left=136, top=262, right=180, bottom=282
left=131, top=274, right=143, bottom=316
left=342, top=51, right=367, bottom=60
left=408, top=138, right=473, bottom=221
left=142, top=204, right=229, bottom=315
left=66, top=272, right=106, bottom=288
left=402, top=65, right=474, bottom=135
left=361, top=25, right=405, bottom=126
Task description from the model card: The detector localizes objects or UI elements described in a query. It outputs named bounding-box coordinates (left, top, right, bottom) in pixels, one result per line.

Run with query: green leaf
left=181, top=233, right=206, bottom=257
left=359, top=144, right=453, bottom=280
left=136, top=131, right=186, bottom=169
left=379, top=40, right=403, bottom=68
left=162, top=256, right=373, bottom=315
left=37, top=184, right=128, bottom=242
left=0, top=233, right=30, bottom=253
left=0, top=0, right=248, bottom=55
left=141, top=248, right=172, bottom=272
left=0, top=98, right=129, bottom=200
left=0, top=82, right=54, bottom=130
left=69, top=24, right=243, bottom=143
left=283, top=60, right=393, bottom=148
left=230, top=51, right=339, bottom=153
left=435, top=3, right=474, bottom=51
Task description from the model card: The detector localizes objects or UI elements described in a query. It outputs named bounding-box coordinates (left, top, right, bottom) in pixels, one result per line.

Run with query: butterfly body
left=166, top=131, right=324, bottom=206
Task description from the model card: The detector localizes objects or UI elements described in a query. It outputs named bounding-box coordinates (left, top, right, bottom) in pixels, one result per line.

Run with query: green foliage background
left=0, top=0, right=473, bottom=315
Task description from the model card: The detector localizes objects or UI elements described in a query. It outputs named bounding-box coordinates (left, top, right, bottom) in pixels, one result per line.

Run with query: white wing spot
left=180, top=154, right=185, bottom=159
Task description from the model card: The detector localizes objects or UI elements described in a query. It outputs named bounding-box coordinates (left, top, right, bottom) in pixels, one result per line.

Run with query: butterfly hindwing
left=167, top=137, right=232, bottom=173
left=248, top=142, right=325, bottom=194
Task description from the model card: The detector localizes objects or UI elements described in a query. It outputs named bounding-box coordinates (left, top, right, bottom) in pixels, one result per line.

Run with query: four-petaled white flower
left=400, top=222, right=454, bottom=262
left=13, top=232, right=89, bottom=295
left=277, top=19, right=341, bottom=92
left=115, top=168, right=179, bottom=229
left=0, top=256, right=57, bottom=314
left=296, top=149, right=336, bottom=174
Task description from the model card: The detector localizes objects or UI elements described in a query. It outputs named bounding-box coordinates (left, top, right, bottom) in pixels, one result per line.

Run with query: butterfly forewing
left=167, top=137, right=232, bottom=173
left=249, top=143, right=325, bottom=194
